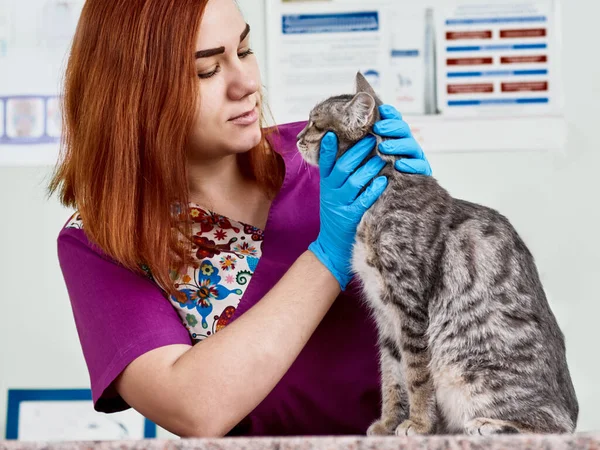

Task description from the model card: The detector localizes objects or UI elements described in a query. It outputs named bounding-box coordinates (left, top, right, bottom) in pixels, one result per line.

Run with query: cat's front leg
left=354, top=237, right=409, bottom=436
left=366, top=317, right=409, bottom=436
left=391, top=297, right=437, bottom=436
left=366, top=357, right=408, bottom=436
left=396, top=343, right=437, bottom=435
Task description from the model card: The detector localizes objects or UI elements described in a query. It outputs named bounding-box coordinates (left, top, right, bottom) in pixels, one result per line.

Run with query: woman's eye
left=197, top=48, right=253, bottom=79
left=198, top=66, right=220, bottom=79
left=238, top=48, right=254, bottom=58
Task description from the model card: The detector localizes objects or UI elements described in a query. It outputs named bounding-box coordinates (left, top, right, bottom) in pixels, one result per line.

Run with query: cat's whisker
left=295, top=150, right=311, bottom=176
left=293, top=151, right=306, bottom=177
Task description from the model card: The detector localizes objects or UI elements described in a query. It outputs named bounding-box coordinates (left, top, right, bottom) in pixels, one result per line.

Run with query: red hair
left=49, top=0, right=284, bottom=296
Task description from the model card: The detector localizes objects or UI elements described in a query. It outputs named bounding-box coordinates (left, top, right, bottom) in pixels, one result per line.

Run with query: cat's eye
left=309, top=121, right=324, bottom=132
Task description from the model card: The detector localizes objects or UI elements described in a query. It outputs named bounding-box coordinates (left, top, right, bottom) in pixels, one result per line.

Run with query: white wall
left=1, top=0, right=599, bottom=438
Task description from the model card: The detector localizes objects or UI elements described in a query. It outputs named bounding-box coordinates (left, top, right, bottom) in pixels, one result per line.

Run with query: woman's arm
left=115, top=132, right=386, bottom=438
left=115, top=250, right=339, bottom=437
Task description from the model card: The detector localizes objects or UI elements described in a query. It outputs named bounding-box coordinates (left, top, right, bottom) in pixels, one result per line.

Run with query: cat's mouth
left=296, top=140, right=319, bottom=166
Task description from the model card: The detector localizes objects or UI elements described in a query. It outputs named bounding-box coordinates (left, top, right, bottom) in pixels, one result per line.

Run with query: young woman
left=50, top=0, right=432, bottom=438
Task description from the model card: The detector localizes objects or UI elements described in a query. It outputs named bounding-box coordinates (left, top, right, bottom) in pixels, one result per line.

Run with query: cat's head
left=296, top=72, right=382, bottom=166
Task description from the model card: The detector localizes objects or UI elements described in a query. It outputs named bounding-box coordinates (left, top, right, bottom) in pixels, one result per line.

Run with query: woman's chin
left=230, top=125, right=263, bottom=152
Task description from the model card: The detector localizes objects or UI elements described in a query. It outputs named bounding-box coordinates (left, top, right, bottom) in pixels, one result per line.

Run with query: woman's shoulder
left=57, top=212, right=110, bottom=263
left=58, top=211, right=88, bottom=246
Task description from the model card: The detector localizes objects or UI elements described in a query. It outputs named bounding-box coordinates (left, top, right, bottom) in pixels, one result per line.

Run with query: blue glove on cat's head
left=309, top=133, right=387, bottom=290
left=373, top=105, right=432, bottom=176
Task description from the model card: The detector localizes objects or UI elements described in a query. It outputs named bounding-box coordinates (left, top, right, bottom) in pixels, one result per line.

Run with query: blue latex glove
left=374, top=104, right=432, bottom=176
left=308, top=133, right=388, bottom=290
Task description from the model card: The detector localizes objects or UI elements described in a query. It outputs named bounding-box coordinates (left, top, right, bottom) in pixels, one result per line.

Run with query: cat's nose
left=297, top=125, right=308, bottom=140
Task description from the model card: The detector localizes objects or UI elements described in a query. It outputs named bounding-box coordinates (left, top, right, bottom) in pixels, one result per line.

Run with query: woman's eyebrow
left=195, top=23, right=251, bottom=59
left=239, top=23, right=250, bottom=42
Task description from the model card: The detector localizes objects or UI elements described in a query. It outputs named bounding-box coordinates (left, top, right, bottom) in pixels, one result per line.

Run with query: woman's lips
left=229, top=107, right=258, bottom=126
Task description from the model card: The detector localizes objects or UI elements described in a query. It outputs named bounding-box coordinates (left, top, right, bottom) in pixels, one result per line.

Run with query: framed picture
left=5, top=389, right=156, bottom=441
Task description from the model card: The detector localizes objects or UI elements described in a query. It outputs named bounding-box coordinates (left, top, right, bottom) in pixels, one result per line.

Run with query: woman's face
left=188, top=0, right=262, bottom=161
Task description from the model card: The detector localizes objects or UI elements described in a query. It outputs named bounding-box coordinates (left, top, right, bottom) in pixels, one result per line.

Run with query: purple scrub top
left=57, top=121, right=381, bottom=436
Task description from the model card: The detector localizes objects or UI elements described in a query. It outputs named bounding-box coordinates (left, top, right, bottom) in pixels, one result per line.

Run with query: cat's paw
left=366, top=419, right=396, bottom=436
left=464, top=418, right=521, bottom=436
left=395, top=419, right=434, bottom=436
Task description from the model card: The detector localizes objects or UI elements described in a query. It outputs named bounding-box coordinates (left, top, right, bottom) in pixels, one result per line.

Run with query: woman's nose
left=227, top=65, right=259, bottom=101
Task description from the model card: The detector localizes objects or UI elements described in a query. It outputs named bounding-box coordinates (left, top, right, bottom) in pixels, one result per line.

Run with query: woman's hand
left=308, top=132, right=387, bottom=290
left=374, top=104, right=432, bottom=176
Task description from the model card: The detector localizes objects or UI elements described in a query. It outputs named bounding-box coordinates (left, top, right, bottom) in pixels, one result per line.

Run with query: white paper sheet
left=266, top=1, right=394, bottom=124
left=0, top=0, right=82, bottom=165
left=18, top=400, right=148, bottom=441
left=434, top=0, right=562, bottom=116
left=388, top=6, right=434, bottom=115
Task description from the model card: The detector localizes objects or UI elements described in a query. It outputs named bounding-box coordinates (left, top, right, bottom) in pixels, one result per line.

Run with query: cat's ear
left=355, top=71, right=378, bottom=98
left=346, top=92, right=376, bottom=130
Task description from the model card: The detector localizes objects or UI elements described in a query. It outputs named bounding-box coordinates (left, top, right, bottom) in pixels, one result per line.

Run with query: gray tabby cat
left=296, top=72, right=578, bottom=436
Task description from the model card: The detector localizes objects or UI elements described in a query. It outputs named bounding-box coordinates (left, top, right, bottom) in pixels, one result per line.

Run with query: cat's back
left=429, top=198, right=579, bottom=432
left=447, top=198, right=520, bottom=241
left=439, top=197, right=545, bottom=302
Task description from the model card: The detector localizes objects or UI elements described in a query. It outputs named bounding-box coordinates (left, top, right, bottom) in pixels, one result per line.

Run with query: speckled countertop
left=2, top=434, right=600, bottom=450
